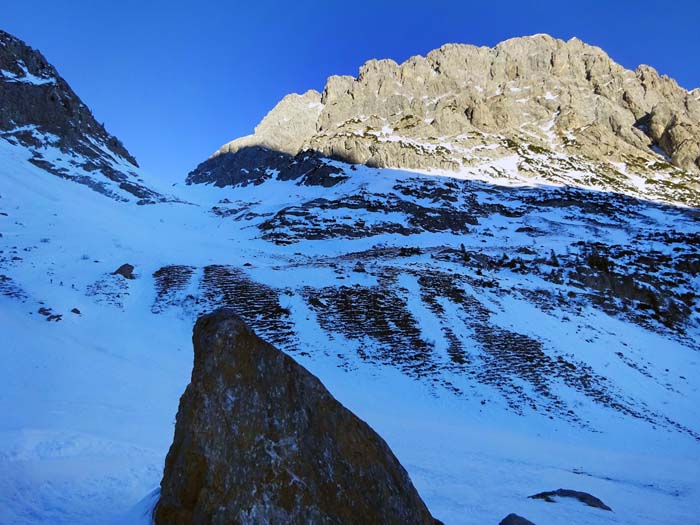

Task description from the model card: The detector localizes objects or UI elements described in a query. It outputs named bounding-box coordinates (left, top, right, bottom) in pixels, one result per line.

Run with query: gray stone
left=155, top=308, right=439, bottom=524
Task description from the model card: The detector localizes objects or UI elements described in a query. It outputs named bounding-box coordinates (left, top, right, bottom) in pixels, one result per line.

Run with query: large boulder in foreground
left=154, top=308, right=438, bottom=524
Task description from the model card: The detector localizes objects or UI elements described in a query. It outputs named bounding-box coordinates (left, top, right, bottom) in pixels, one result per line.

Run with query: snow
left=610, top=161, right=650, bottom=193
left=1, top=61, right=56, bottom=86
left=347, top=123, right=687, bottom=207
left=541, top=116, right=557, bottom=145
left=0, top=135, right=699, bottom=524
left=2, top=124, right=60, bottom=142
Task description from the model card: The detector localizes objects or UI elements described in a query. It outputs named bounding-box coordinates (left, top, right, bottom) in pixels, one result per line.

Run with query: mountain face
left=1, top=31, right=699, bottom=525
left=0, top=30, right=164, bottom=203
left=189, top=34, right=700, bottom=206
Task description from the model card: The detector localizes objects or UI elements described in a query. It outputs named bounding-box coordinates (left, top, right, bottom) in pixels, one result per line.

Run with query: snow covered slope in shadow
left=1, top=135, right=699, bottom=524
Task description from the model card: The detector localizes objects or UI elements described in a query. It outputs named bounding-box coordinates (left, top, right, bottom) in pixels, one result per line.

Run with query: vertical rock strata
left=188, top=34, right=700, bottom=199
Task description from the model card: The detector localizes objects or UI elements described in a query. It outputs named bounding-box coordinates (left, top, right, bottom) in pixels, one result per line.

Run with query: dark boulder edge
left=499, top=513, right=536, bottom=525
left=154, top=308, right=440, bottom=524
left=112, top=263, right=135, bottom=279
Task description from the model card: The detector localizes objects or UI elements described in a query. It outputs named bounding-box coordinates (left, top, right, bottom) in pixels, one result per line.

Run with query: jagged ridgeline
left=189, top=34, right=700, bottom=206
left=0, top=30, right=165, bottom=202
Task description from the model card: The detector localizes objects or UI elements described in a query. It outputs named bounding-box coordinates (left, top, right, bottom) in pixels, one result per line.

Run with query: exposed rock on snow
left=148, top=174, right=700, bottom=439
left=529, top=488, right=612, bottom=511
left=155, top=308, right=438, bottom=524
left=0, top=30, right=165, bottom=203
left=187, top=147, right=348, bottom=188
left=112, top=263, right=135, bottom=280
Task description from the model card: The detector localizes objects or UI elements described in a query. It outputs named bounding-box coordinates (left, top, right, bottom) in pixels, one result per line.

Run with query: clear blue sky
left=3, top=0, right=699, bottom=182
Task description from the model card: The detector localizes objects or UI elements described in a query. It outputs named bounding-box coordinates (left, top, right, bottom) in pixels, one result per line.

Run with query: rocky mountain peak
left=214, top=89, right=323, bottom=158
left=189, top=34, right=700, bottom=206
left=0, top=30, right=136, bottom=164
left=0, top=29, right=164, bottom=203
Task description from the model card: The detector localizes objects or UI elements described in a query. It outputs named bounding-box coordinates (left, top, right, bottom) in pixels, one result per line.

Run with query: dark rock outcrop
left=0, top=30, right=163, bottom=202
left=187, top=146, right=347, bottom=188
left=529, top=488, right=612, bottom=511
left=154, top=308, right=438, bottom=524
left=112, top=263, right=135, bottom=280
left=499, top=513, right=536, bottom=525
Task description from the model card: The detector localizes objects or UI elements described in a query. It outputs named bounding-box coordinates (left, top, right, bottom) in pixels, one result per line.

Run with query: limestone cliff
left=188, top=34, right=700, bottom=206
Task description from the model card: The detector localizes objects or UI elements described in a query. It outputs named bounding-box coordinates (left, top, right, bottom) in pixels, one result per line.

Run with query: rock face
left=154, top=308, right=438, bottom=524
left=112, top=263, right=135, bottom=280
left=188, top=34, right=700, bottom=206
left=0, top=30, right=163, bottom=203
left=216, top=90, right=324, bottom=158
left=186, top=90, right=348, bottom=188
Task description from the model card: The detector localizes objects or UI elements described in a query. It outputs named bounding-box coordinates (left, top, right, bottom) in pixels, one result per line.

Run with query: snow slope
left=1, top=133, right=699, bottom=524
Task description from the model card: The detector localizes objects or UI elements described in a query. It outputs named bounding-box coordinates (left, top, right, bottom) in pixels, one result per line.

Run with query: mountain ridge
left=189, top=33, right=700, bottom=206
left=0, top=29, right=166, bottom=203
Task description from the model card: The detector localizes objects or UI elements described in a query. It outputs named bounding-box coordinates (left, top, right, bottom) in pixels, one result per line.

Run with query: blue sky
left=3, top=0, right=699, bottom=182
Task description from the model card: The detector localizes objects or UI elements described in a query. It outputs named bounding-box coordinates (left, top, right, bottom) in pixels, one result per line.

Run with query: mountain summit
left=189, top=34, right=700, bottom=206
